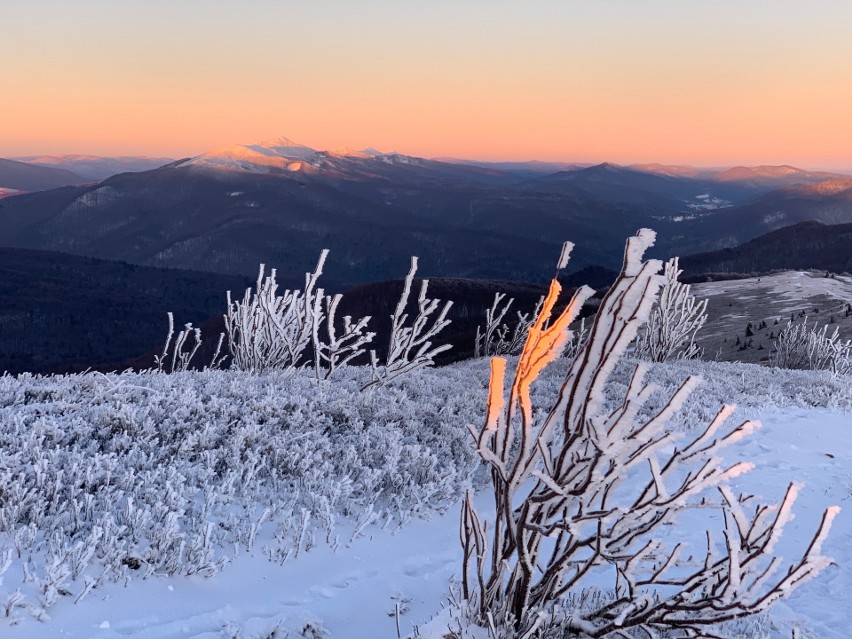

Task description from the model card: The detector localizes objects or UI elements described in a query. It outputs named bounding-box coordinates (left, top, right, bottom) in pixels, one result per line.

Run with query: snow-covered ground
left=1, top=359, right=850, bottom=637
left=690, top=271, right=852, bottom=365
left=694, top=271, right=852, bottom=318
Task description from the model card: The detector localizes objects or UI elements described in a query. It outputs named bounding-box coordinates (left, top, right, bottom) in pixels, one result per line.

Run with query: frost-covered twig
left=208, top=332, right=227, bottom=370
left=154, top=312, right=203, bottom=373
left=312, top=293, right=375, bottom=380
left=475, top=293, right=544, bottom=358
left=562, top=316, right=588, bottom=363
left=363, top=257, right=452, bottom=390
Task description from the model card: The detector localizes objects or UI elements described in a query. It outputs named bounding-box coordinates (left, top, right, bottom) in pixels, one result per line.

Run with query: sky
left=2, top=0, right=852, bottom=169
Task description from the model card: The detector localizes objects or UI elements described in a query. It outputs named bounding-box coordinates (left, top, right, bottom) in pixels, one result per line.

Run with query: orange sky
left=3, top=1, right=852, bottom=169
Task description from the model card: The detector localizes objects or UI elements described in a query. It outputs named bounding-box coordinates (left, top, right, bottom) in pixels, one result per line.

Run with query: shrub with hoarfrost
left=460, top=231, right=838, bottom=638
left=771, top=319, right=852, bottom=375
left=634, top=256, right=708, bottom=362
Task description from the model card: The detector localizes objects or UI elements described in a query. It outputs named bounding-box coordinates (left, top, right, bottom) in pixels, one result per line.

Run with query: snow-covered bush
left=460, top=230, right=838, bottom=637
left=364, top=257, right=453, bottom=390
left=474, top=293, right=543, bottom=357
left=771, top=319, right=852, bottom=375
left=224, top=252, right=329, bottom=373
left=0, top=365, right=484, bottom=620
left=634, top=256, right=708, bottom=362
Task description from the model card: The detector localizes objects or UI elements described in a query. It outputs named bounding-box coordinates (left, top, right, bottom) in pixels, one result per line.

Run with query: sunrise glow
left=3, top=0, right=852, bottom=169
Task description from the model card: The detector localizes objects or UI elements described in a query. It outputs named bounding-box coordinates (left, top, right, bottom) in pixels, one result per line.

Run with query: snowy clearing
left=1, top=359, right=850, bottom=637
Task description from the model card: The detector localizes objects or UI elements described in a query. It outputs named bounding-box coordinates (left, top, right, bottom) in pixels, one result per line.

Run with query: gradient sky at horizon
left=3, top=0, right=852, bottom=169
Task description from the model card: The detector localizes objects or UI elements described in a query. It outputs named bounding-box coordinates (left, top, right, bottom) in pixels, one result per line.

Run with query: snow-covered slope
left=690, top=271, right=852, bottom=365
left=171, top=138, right=515, bottom=184
left=1, top=359, right=850, bottom=637
left=176, top=138, right=385, bottom=175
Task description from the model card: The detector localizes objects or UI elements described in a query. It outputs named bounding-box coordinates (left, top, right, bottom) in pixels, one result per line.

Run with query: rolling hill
left=0, top=247, right=251, bottom=374
left=0, top=158, right=89, bottom=194
left=13, top=154, right=174, bottom=180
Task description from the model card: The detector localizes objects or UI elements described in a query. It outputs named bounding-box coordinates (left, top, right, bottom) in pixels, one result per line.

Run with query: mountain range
left=1, top=138, right=852, bottom=374
left=0, top=158, right=90, bottom=196
left=2, top=138, right=850, bottom=286
left=0, top=155, right=176, bottom=198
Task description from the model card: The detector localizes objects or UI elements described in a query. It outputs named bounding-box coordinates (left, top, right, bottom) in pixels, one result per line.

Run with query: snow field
left=0, top=359, right=850, bottom=637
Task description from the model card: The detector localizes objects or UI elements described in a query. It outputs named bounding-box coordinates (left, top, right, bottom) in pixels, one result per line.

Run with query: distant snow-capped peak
left=178, top=138, right=389, bottom=173
left=328, top=147, right=382, bottom=159
left=181, top=144, right=308, bottom=173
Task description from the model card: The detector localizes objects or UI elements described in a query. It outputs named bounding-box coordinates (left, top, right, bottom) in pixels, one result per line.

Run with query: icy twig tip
left=557, top=241, right=574, bottom=270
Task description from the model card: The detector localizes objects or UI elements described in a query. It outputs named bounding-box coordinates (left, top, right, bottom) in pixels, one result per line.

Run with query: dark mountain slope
left=680, top=221, right=852, bottom=277
left=0, top=247, right=251, bottom=374
left=532, top=163, right=707, bottom=210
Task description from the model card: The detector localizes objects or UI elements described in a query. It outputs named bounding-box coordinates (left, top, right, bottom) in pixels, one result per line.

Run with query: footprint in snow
left=309, top=585, right=338, bottom=599
left=401, top=553, right=455, bottom=578
left=329, top=569, right=379, bottom=589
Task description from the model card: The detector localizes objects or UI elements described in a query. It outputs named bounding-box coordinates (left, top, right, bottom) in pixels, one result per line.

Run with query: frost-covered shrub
left=223, top=252, right=448, bottom=386
left=0, top=366, right=481, bottom=619
left=225, top=252, right=329, bottom=373
left=634, top=256, right=708, bottom=362
left=474, top=293, right=543, bottom=357
left=364, top=257, right=453, bottom=389
left=771, top=319, right=852, bottom=375
left=460, top=231, right=838, bottom=637
left=153, top=312, right=225, bottom=373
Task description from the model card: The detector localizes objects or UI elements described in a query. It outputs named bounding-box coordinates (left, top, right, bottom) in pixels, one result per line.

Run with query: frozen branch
left=475, top=293, right=544, bottom=358
left=362, top=257, right=453, bottom=390
left=312, top=293, right=375, bottom=380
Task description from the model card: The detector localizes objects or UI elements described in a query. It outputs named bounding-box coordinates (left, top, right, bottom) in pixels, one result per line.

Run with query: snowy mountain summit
left=176, top=138, right=389, bottom=175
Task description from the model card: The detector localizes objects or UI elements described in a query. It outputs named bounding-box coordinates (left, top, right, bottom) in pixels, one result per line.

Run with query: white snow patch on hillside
left=695, top=271, right=852, bottom=315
